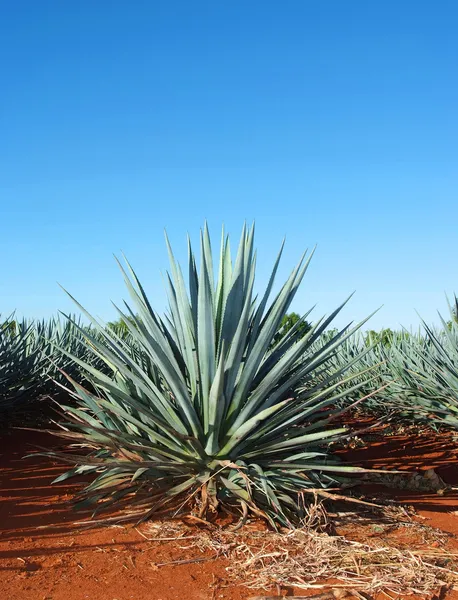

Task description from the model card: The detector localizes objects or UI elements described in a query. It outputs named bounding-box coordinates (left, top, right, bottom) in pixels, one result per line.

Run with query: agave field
left=2, top=224, right=458, bottom=598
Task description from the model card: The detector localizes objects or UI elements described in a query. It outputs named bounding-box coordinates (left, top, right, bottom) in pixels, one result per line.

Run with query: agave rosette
left=51, top=224, right=377, bottom=528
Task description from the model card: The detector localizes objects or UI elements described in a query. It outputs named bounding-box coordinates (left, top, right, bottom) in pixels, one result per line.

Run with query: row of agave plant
left=1, top=224, right=457, bottom=528
left=312, top=305, right=458, bottom=429
left=0, top=315, right=110, bottom=412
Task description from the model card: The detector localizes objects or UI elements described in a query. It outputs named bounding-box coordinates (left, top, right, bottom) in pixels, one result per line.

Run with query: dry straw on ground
left=220, top=527, right=456, bottom=596
left=143, top=510, right=458, bottom=598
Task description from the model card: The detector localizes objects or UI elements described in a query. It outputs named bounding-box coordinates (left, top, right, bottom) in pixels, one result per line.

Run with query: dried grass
left=143, top=509, right=458, bottom=598
left=219, top=528, right=457, bottom=596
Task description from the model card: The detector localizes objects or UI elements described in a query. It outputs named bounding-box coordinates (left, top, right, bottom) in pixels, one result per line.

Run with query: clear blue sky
left=1, top=1, right=457, bottom=330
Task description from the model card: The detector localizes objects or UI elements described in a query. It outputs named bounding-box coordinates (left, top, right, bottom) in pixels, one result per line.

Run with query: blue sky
left=1, top=1, right=457, bottom=330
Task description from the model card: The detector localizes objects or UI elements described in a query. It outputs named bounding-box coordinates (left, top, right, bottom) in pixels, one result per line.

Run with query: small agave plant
left=52, top=224, right=377, bottom=528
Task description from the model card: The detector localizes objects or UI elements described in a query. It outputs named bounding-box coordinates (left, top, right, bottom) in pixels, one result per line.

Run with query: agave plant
left=1, top=311, right=115, bottom=419
left=299, top=331, right=388, bottom=409
left=35, top=315, right=111, bottom=395
left=387, top=298, right=458, bottom=428
left=51, top=224, right=378, bottom=528
left=0, top=315, right=42, bottom=411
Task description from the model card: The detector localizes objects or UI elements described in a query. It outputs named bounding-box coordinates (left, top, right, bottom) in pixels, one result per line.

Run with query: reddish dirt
left=0, top=429, right=264, bottom=600
left=1, top=424, right=458, bottom=600
left=340, top=424, right=458, bottom=536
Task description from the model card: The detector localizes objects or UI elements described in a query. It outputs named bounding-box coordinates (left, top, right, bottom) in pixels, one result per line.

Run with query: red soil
left=1, top=424, right=458, bottom=600
left=0, top=429, right=261, bottom=600
left=340, top=424, right=458, bottom=536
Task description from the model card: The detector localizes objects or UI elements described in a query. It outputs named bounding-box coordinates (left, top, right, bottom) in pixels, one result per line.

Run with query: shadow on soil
left=0, top=430, right=92, bottom=540
left=341, top=426, right=458, bottom=515
left=2, top=421, right=458, bottom=567
left=0, top=429, right=149, bottom=570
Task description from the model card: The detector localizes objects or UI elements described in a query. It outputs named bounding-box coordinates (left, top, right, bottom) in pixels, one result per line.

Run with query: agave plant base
left=51, top=423, right=357, bottom=530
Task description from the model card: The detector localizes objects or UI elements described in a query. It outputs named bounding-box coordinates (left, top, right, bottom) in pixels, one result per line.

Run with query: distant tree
left=0, top=318, right=17, bottom=337
left=451, top=295, right=458, bottom=323
left=365, top=328, right=395, bottom=347
left=445, top=295, right=458, bottom=330
left=107, top=315, right=140, bottom=336
left=272, top=312, right=311, bottom=347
